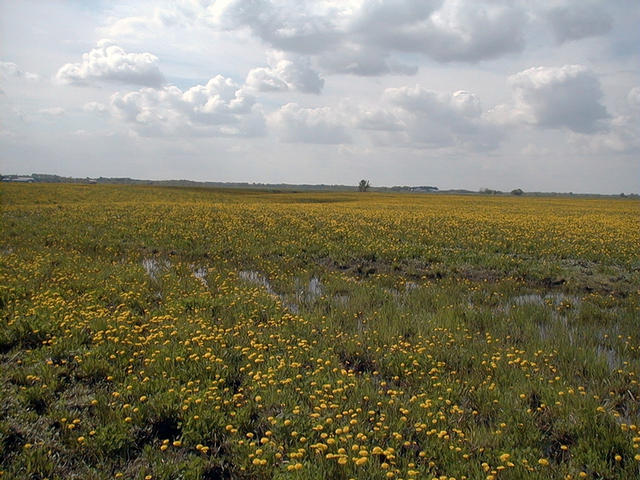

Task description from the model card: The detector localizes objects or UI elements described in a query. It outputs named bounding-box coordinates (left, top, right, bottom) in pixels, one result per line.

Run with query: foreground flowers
left=0, top=184, right=638, bottom=479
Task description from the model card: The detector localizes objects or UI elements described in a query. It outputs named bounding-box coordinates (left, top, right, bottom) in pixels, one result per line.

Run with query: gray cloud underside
left=546, top=4, right=613, bottom=44
left=266, top=63, right=622, bottom=148
left=103, top=0, right=623, bottom=80
left=375, top=86, right=501, bottom=150
left=206, top=0, right=527, bottom=71
left=507, top=65, right=609, bottom=134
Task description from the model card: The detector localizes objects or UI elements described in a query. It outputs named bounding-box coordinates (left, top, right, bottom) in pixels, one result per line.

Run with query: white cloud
left=546, top=3, right=613, bottom=44
left=39, top=107, right=65, bottom=116
left=3, top=0, right=640, bottom=193
left=0, top=61, right=40, bottom=81
left=628, top=86, right=640, bottom=108
left=103, top=7, right=186, bottom=39
left=210, top=0, right=528, bottom=67
left=385, top=87, right=481, bottom=118
left=207, top=0, right=345, bottom=54
left=98, top=1, right=636, bottom=81
left=353, top=0, right=527, bottom=63
left=573, top=86, right=640, bottom=154
left=506, top=65, right=609, bottom=133
left=110, top=75, right=264, bottom=137
left=354, top=108, right=405, bottom=131
left=317, top=42, right=417, bottom=76
left=245, top=67, right=287, bottom=92
left=56, top=39, right=165, bottom=87
left=83, top=102, right=108, bottom=115
left=379, top=86, right=500, bottom=149
left=114, top=0, right=527, bottom=79
left=0, top=129, right=16, bottom=138
left=245, top=51, right=324, bottom=93
left=269, top=103, right=350, bottom=144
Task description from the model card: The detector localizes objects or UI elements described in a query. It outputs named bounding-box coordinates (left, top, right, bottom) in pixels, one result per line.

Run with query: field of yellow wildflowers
left=1, top=183, right=639, bottom=480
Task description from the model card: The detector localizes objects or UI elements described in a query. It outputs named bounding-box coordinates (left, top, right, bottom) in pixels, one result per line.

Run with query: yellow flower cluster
left=1, top=183, right=638, bottom=479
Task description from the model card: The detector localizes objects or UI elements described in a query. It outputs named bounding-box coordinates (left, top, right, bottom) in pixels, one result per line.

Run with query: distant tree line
left=2, top=173, right=636, bottom=197
left=479, top=188, right=525, bottom=196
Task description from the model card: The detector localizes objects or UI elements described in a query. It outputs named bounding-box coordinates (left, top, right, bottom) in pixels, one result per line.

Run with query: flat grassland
left=1, top=184, right=639, bottom=480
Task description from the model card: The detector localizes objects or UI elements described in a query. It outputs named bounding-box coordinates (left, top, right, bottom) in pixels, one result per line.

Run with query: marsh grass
left=0, top=184, right=638, bottom=479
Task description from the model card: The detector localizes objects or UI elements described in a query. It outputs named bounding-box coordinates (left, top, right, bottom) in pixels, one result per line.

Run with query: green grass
left=0, top=183, right=638, bottom=479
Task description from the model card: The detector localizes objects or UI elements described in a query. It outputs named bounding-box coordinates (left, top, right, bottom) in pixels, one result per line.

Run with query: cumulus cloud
left=316, top=43, right=417, bottom=76
left=56, top=39, right=165, bottom=87
left=100, top=0, right=631, bottom=82
left=385, top=87, right=481, bottom=118
left=627, top=86, right=640, bottom=108
left=353, top=0, right=527, bottom=63
left=110, top=75, right=264, bottom=137
left=83, top=101, right=108, bottom=115
left=0, top=128, right=16, bottom=138
left=245, top=51, right=324, bottom=93
left=208, top=0, right=344, bottom=54
left=209, top=0, right=527, bottom=64
left=575, top=86, right=640, bottom=153
left=354, top=108, right=405, bottom=131
left=269, top=103, right=350, bottom=144
left=39, top=107, right=65, bottom=116
left=0, top=61, right=40, bottom=81
left=378, top=86, right=500, bottom=149
left=507, top=65, right=609, bottom=133
left=546, top=4, right=613, bottom=44
left=103, top=7, right=185, bottom=38
left=128, top=0, right=528, bottom=80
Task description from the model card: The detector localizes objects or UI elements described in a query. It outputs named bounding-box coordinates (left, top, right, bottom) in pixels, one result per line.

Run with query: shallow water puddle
left=142, top=258, right=170, bottom=280
left=238, top=271, right=348, bottom=314
left=504, top=292, right=582, bottom=317
left=294, top=276, right=324, bottom=303
left=239, top=270, right=277, bottom=295
left=237, top=271, right=356, bottom=314
left=193, top=266, right=208, bottom=288
left=308, top=276, right=322, bottom=298
left=404, top=281, right=418, bottom=291
left=238, top=270, right=300, bottom=311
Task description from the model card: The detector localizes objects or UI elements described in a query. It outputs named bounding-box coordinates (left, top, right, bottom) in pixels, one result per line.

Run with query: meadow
left=0, top=183, right=638, bottom=480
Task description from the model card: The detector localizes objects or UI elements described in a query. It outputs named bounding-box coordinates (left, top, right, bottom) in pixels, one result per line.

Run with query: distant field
left=1, top=183, right=639, bottom=480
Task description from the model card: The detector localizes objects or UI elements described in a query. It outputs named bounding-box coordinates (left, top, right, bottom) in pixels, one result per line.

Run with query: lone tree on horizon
left=358, top=179, right=370, bottom=192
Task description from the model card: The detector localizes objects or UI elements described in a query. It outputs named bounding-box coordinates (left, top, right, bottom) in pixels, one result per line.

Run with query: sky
left=0, top=0, right=639, bottom=193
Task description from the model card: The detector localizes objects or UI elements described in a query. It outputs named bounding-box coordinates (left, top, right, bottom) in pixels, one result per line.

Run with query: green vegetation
left=1, top=183, right=639, bottom=479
